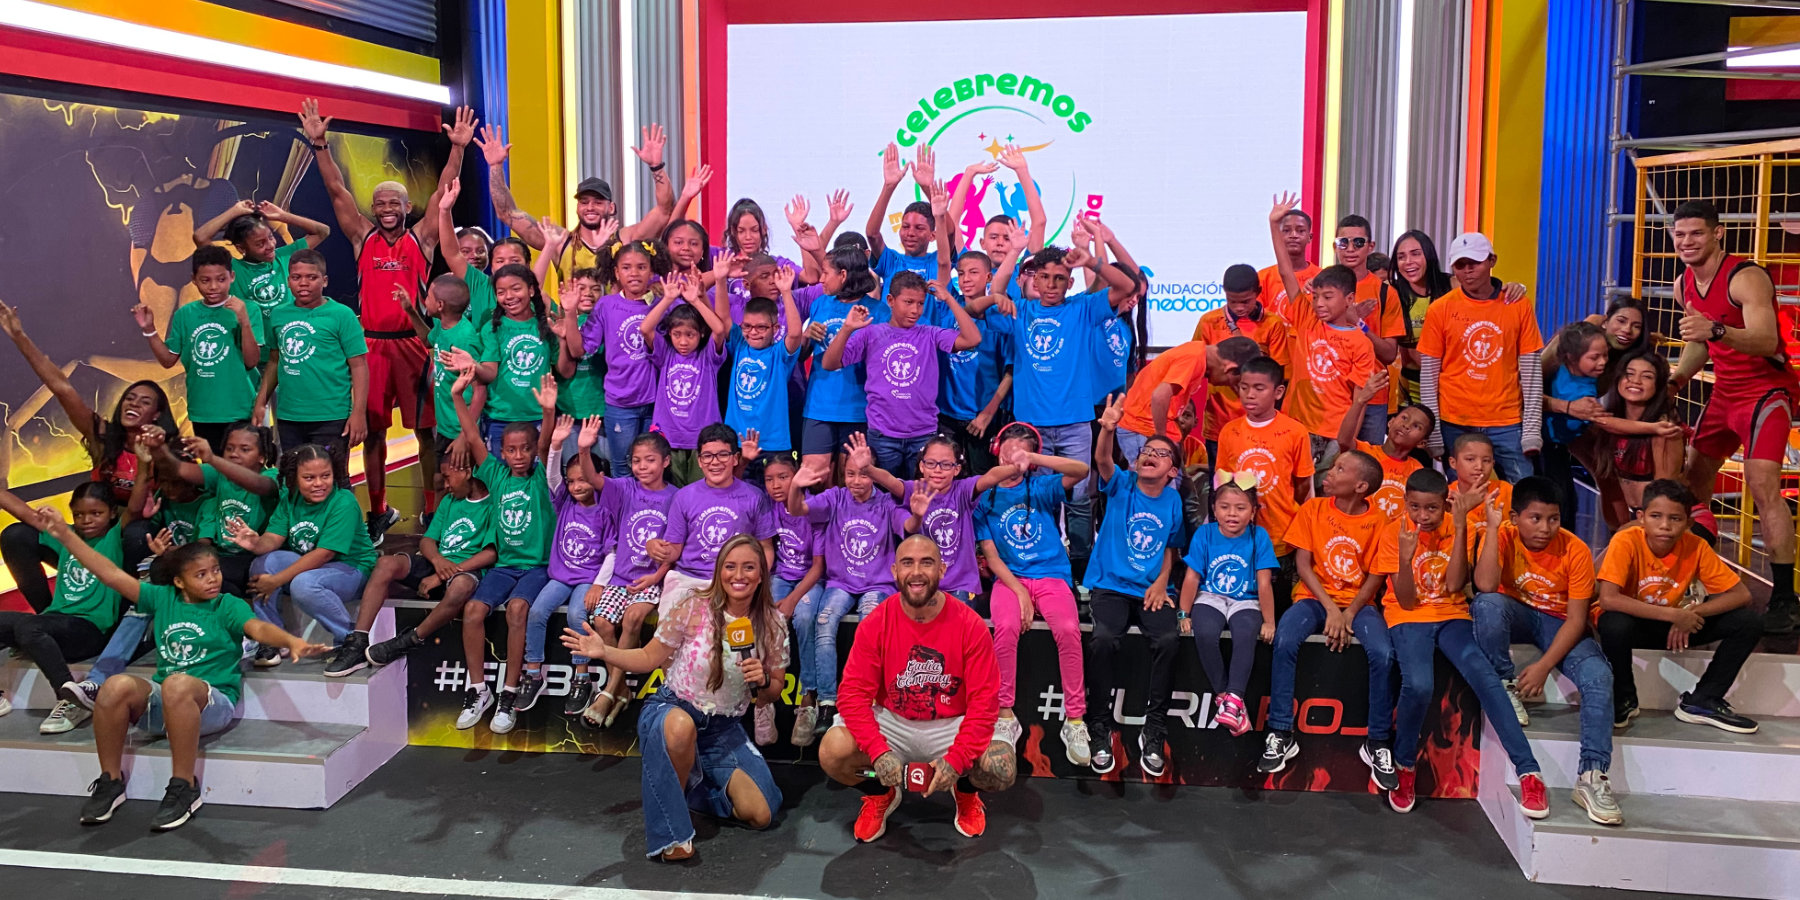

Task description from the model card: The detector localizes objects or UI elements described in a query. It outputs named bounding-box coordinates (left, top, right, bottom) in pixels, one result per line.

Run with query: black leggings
left=1085, top=588, right=1180, bottom=732
left=2, top=520, right=152, bottom=613
left=1193, top=605, right=1264, bottom=698
left=0, top=610, right=106, bottom=690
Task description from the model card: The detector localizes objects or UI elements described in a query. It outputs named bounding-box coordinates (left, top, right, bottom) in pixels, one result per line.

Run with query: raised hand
left=632, top=123, right=668, bottom=169
left=1677, top=300, right=1716, bottom=343
left=474, top=123, right=510, bottom=166
left=442, top=346, right=478, bottom=375
left=439, top=177, right=461, bottom=211
left=298, top=98, right=331, bottom=144
left=1352, top=370, right=1390, bottom=407
left=182, top=436, right=215, bottom=463
left=578, top=415, right=603, bottom=450
left=740, top=429, right=761, bottom=462
left=826, top=189, right=854, bottom=224
left=533, top=371, right=559, bottom=411
left=775, top=265, right=796, bottom=294
left=1483, top=495, right=1505, bottom=531
left=131, top=304, right=155, bottom=332
left=1063, top=243, right=1092, bottom=270
left=793, top=223, right=824, bottom=255
left=997, top=144, right=1028, bottom=172
left=965, top=159, right=1000, bottom=178
left=927, top=179, right=950, bottom=219
left=443, top=106, right=478, bottom=147
left=844, top=432, right=874, bottom=472
left=541, top=217, right=570, bottom=252
left=1269, top=191, right=1301, bottom=225
left=913, top=142, right=937, bottom=187
left=0, top=299, right=22, bottom=337
left=1084, top=216, right=1116, bottom=245
left=452, top=366, right=475, bottom=396
left=551, top=414, right=575, bottom=447
left=881, top=142, right=906, bottom=188
left=147, top=526, right=176, bottom=557
left=845, top=305, right=872, bottom=330
left=909, top=482, right=936, bottom=518
left=31, top=507, right=69, bottom=539
left=791, top=463, right=827, bottom=491
left=1396, top=521, right=1419, bottom=560
left=784, top=195, right=811, bottom=233
left=679, top=163, right=713, bottom=201
left=594, top=217, right=619, bottom=247
left=1098, top=393, right=1125, bottom=430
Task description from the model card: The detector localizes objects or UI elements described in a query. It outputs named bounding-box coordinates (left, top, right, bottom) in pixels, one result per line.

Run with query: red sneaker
left=1388, top=767, right=1416, bottom=814
left=854, top=787, right=900, bottom=842
left=953, top=788, right=987, bottom=838
left=1519, top=773, right=1550, bottom=819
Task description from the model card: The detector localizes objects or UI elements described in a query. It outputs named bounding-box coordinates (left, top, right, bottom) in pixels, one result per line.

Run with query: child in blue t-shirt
left=726, top=271, right=806, bottom=458
left=1178, top=471, right=1279, bottom=737
left=1541, top=321, right=1609, bottom=521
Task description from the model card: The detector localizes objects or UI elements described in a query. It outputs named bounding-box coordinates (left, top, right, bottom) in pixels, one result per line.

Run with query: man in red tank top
left=299, top=100, right=473, bottom=543
left=1672, top=199, right=1799, bottom=633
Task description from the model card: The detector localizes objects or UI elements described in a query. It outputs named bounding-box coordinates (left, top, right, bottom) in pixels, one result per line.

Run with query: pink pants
left=990, top=576, right=1087, bottom=718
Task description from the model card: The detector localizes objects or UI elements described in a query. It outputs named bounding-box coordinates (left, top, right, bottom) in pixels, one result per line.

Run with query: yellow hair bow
left=1212, top=469, right=1260, bottom=492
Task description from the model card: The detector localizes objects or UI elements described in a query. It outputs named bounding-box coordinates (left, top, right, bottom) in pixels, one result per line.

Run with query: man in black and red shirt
left=821, top=534, right=1011, bottom=842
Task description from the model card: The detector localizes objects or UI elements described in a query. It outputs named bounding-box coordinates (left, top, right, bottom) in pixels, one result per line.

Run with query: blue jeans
left=636, top=687, right=782, bottom=857
left=527, top=579, right=595, bottom=665
left=1441, top=421, right=1529, bottom=483
left=1471, top=592, right=1613, bottom=772
left=1389, top=619, right=1540, bottom=775
left=88, top=610, right=150, bottom=683
left=251, top=551, right=368, bottom=641
left=1267, top=598, right=1394, bottom=740
left=810, top=588, right=880, bottom=702
left=604, top=403, right=654, bottom=478
left=867, top=428, right=930, bottom=478
left=1116, top=427, right=1149, bottom=463
left=1359, top=405, right=1389, bottom=446
left=1036, top=422, right=1094, bottom=565
left=774, top=576, right=824, bottom=697
left=136, top=679, right=237, bottom=737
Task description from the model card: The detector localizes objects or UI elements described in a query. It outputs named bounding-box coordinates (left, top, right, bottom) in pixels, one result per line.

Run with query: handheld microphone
left=726, top=616, right=762, bottom=692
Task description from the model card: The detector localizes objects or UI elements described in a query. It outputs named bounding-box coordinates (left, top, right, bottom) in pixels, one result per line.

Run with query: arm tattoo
left=971, top=740, right=1017, bottom=792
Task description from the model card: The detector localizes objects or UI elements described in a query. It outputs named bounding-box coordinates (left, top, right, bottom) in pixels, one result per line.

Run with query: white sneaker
left=41, top=699, right=90, bottom=734
left=0, top=691, right=12, bottom=717
left=1573, top=770, right=1624, bottom=826
left=488, top=691, right=518, bottom=734
left=1061, top=719, right=1092, bottom=767
left=753, top=702, right=777, bottom=746
left=1503, top=680, right=1530, bottom=726
left=454, top=687, right=493, bottom=730
left=994, top=715, right=1023, bottom=747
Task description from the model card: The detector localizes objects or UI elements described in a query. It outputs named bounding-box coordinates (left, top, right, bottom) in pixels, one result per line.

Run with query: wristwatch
left=1175, top=610, right=1190, bottom=620
left=1709, top=321, right=1727, bottom=342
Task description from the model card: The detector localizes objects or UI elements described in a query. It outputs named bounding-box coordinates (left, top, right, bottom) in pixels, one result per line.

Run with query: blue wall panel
left=467, top=0, right=508, bottom=238
left=1537, top=0, right=1617, bottom=337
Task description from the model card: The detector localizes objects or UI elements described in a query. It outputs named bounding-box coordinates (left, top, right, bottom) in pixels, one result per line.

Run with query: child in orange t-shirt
left=1446, top=432, right=1512, bottom=536
left=1258, top=450, right=1395, bottom=785
left=1337, top=369, right=1435, bottom=521
left=1337, top=215, right=1404, bottom=443
left=1596, top=479, right=1759, bottom=735
left=1266, top=196, right=1378, bottom=457
left=1374, top=468, right=1543, bottom=815
left=1193, top=264, right=1294, bottom=446
left=1470, top=476, right=1612, bottom=823
left=1214, top=358, right=1313, bottom=567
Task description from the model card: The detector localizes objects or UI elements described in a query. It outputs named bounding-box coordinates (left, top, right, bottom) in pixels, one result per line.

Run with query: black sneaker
left=367, top=628, right=423, bottom=667
left=1614, top=699, right=1640, bottom=730
left=323, top=632, right=370, bottom=678
left=1764, top=595, right=1799, bottom=636
left=80, top=774, right=127, bottom=825
left=251, top=644, right=282, bottom=668
left=367, top=507, right=401, bottom=547
left=564, top=678, right=594, bottom=716
left=150, top=777, right=202, bottom=831
left=513, top=669, right=545, bottom=712
left=1088, top=722, right=1115, bottom=774
left=1674, top=692, right=1759, bottom=734
left=1258, top=730, right=1298, bottom=774
left=1360, top=739, right=1400, bottom=791
left=1138, top=727, right=1168, bottom=779
left=816, top=701, right=838, bottom=734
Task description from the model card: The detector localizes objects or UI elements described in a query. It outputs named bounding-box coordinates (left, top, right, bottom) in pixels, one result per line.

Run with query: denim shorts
left=800, top=418, right=867, bottom=456
left=136, top=679, right=238, bottom=737
left=472, top=565, right=552, bottom=610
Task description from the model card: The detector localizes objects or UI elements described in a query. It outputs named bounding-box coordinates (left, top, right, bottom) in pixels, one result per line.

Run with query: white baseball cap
left=1445, top=232, right=1495, bottom=266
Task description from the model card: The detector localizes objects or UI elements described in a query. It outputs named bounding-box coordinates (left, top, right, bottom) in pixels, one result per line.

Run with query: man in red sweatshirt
left=821, top=533, right=1009, bottom=841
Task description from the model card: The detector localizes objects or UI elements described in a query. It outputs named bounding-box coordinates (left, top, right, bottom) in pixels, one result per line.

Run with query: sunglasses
left=1334, top=237, right=1370, bottom=250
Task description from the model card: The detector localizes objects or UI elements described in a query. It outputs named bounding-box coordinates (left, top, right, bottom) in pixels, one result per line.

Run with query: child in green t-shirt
left=555, top=269, right=608, bottom=424
left=0, top=482, right=128, bottom=736
left=410, top=273, right=489, bottom=523
left=191, top=198, right=331, bottom=347
left=471, top=264, right=556, bottom=455
left=226, top=444, right=377, bottom=665
left=135, top=246, right=263, bottom=451
left=39, top=520, right=329, bottom=832
left=256, top=250, right=370, bottom=462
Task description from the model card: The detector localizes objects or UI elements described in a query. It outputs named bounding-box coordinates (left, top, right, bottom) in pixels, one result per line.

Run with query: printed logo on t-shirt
left=695, top=506, right=740, bottom=554
left=188, top=322, right=232, bottom=371
left=503, top=334, right=547, bottom=387
left=924, top=506, right=962, bottom=554
left=1514, top=571, right=1560, bottom=608
left=1413, top=549, right=1450, bottom=603
left=1321, top=534, right=1364, bottom=585
left=559, top=521, right=600, bottom=566
left=1105, top=321, right=1129, bottom=363
left=1206, top=552, right=1251, bottom=597
left=159, top=620, right=211, bottom=668
left=500, top=490, right=533, bottom=542
left=734, top=356, right=771, bottom=404
left=1374, top=478, right=1405, bottom=519
left=247, top=272, right=284, bottom=306
left=288, top=521, right=321, bottom=553
left=1124, top=511, right=1166, bottom=566
left=625, top=508, right=667, bottom=565
left=1025, top=319, right=1065, bottom=371
left=1637, top=574, right=1681, bottom=607
left=58, top=556, right=96, bottom=595
left=664, top=360, right=704, bottom=415
left=999, top=503, right=1044, bottom=557
left=1460, top=320, right=1505, bottom=378
left=439, top=516, right=479, bottom=555
left=279, top=320, right=320, bottom=369
left=879, top=343, right=925, bottom=391
left=1306, top=337, right=1342, bottom=381
left=1231, top=447, right=1279, bottom=489
left=165, top=519, right=196, bottom=547
left=891, top=644, right=962, bottom=718
left=220, top=497, right=253, bottom=526
left=842, top=516, right=882, bottom=568
left=775, top=524, right=808, bottom=570
left=617, top=314, right=648, bottom=361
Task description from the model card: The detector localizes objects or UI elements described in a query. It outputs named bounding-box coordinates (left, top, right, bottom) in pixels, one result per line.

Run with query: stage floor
left=0, top=745, right=1680, bottom=900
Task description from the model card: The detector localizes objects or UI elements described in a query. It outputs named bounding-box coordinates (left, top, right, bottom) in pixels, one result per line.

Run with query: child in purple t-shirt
left=574, top=420, right=677, bottom=728
left=760, top=454, right=828, bottom=746
left=649, top=424, right=778, bottom=618
left=786, top=433, right=907, bottom=734
left=823, top=270, right=980, bottom=478
left=522, top=417, right=616, bottom=715
left=640, top=272, right=729, bottom=485
left=896, top=435, right=1019, bottom=600
left=579, top=240, right=672, bottom=478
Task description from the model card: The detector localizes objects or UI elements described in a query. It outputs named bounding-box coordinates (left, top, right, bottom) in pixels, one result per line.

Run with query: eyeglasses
left=920, top=459, right=959, bottom=471
left=699, top=450, right=736, bottom=462
left=1139, top=448, right=1174, bottom=460
left=1334, top=237, right=1370, bottom=250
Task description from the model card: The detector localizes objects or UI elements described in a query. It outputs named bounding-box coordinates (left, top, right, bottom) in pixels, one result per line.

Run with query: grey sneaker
left=454, top=686, right=493, bottom=730
left=753, top=702, right=777, bottom=745
left=1573, top=770, right=1623, bottom=826
left=40, top=699, right=90, bottom=734
left=0, top=691, right=11, bottom=717
left=791, top=703, right=820, bottom=747
left=994, top=715, right=1023, bottom=748
left=1061, top=719, right=1092, bottom=767
left=1503, top=680, right=1530, bottom=726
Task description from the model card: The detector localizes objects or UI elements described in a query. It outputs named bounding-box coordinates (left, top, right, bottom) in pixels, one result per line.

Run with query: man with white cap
left=1416, top=232, right=1545, bottom=481
left=298, top=99, right=473, bottom=544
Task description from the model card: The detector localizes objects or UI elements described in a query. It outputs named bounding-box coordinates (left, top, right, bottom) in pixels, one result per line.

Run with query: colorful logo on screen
left=887, top=72, right=1094, bottom=250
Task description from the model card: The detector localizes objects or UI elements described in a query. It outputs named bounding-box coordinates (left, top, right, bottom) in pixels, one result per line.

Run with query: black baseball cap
left=1223, top=263, right=1260, bottom=294
left=574, top=177, right=613, bottom=201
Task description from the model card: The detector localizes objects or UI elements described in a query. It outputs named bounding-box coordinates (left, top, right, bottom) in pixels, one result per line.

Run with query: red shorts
left=365, top=334, right=432, bottom=431
left=1693, top=386, right=1794, bottom=463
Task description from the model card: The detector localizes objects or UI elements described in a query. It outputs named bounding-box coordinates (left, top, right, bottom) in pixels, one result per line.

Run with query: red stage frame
left=698, top=0, right=1326, bottom=242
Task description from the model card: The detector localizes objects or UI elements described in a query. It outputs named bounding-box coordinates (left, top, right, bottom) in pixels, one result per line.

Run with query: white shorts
left=659, top=569, right=711, bottom=618
left=836, top=707, right=965, bottom=763
left=1195, top=591, right=1259, bottom=619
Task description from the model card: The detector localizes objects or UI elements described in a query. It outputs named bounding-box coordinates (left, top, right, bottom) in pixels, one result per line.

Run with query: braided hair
left=488, top=263, right=557, bottom=348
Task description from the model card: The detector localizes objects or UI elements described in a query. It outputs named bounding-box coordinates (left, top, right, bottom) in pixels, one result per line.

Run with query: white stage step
left=0, top=609, right=407, bottom=810
left=1516, top=643, right=1800, bottom=718
left=1510, top=703, right=1800, bottom=803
